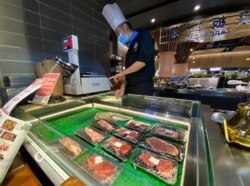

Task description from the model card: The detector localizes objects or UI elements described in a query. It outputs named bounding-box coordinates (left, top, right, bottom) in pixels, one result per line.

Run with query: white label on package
left=95, top=156, right=103, bottom=164
left=114, top=142, right=122, bottom=148
left=135, top=122, right=141, bottom=126
left=149, top=156, right=160, bottom=165
left=125, top=131, right=131, bottom=134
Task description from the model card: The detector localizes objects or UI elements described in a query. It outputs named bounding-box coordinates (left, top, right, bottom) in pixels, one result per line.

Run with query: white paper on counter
left=0, top=109, right=32, bottom=184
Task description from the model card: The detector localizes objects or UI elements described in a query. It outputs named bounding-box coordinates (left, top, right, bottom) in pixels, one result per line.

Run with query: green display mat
left=32, top=107, right=186, bottom=186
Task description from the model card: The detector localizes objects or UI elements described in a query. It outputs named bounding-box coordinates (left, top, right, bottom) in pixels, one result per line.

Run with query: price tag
left=149, top=156, right=159, bottom=165
left=165, top=128, right=174, bottom=134
left=125, top=131, right=131, bottom=134
left=95, top=156, right=103, bottom=164
left=114, top=142, right=122, bottom=148
left=135, top=122, right=141, bottom=126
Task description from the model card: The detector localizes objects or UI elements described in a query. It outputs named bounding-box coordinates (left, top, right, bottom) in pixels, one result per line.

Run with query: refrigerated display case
left=14, top=93, right=213, bottom=186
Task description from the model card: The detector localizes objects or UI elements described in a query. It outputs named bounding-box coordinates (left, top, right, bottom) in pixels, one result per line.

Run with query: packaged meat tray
left=80, top=153, right=121, bottom=185
left=138, top=136, right=184, bottom=162
left=75, top=127, right=107, bottom=146
left=92, top=119, right=119, bottom=133
left=126, top=120, right=151, bottom=133
left=101, top=137, right=135, bottom=161
left=95, top=112, right=132, bottom=122
left=54, top=137, right=85, bottom=159
left=114, top=127, right=142, bottom=144
left=132, top=149, right=178, bottom=185
left=151, top=123, right=187, bottom=144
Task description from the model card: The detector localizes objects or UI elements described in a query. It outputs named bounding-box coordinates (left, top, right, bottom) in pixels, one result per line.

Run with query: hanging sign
left=237, top=11, right=250, bottom=25
left=2, top=78, right=47, bottom=115
left=31, top=73, right=60, bottom=105
left=212, top=17, right=225, bottom=29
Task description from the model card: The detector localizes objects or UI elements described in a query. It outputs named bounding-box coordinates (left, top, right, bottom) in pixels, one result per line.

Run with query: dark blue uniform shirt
left=125, top=30, right=155, bottom=95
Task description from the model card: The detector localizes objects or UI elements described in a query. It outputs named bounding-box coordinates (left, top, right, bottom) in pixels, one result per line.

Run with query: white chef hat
left=102, top=3, right=127, bottom=32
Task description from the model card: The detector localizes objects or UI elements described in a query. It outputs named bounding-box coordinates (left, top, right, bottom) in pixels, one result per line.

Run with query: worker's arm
left=115, top=79, right=126, bottom=98
left=109, top=61, right=145, bottom=83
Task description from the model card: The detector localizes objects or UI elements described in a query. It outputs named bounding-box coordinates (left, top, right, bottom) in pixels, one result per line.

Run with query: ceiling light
left=192, top=61, right=195, bottom=64
left=192, top=57, right=196, bottom=60
left=194, top=5, right=201, bottom=11
left=151, top=18, right=156, bottom=23
left=190, top=48, right=193, bottom=51
left=246, top=58, right=250, bottom=61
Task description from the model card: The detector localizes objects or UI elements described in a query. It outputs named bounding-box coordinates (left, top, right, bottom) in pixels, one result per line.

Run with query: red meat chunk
left=139, top=152, right=155, bottom=168
left=146, top=137, right=179, bottom=157
left=108, top=138, right=131, bottom=156
left=127, top=131, right=138, bottom=141
left=128, top=121, right=149, bottom=132
left=87, top=154, right=117, bottom=181
left=156, top=159, right=174, bottom=178
left=154, top=127, right=180, bottom=139
left=117, top=128, right=128, bottom=137
left=117, top=128, right=138, bottom=141
left=97, top=119, right=115, bottom=132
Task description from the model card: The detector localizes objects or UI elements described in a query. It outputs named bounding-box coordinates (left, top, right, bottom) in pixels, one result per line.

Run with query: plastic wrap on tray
left=95, top=112, right=132, bottom=121
left=114, top=127, right=142, bottom=144
left=133, top=149, right=178, bottom=185
left=79, top=153, right=121, bottom=185
left=152, top=123, right=187, bottom=144
left=101, top=137, right=135, bottom=161
left=92, top=119, right=119, bottom=133
left=139, top=136, right=184, bottom=162
left=75, top=127, right=107, bottom=146
left=126, top=120, right=151, bottom=133
left=56, top=137, right=85, bottom=159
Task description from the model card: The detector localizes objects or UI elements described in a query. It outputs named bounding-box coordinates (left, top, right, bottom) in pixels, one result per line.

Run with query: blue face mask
left=118, top=34, right=129, bottom=45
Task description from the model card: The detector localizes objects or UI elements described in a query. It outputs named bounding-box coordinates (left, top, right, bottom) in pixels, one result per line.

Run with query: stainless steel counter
left=155, top=87, right=249, bottom=111
left=203, top=105, right=250, bottom=186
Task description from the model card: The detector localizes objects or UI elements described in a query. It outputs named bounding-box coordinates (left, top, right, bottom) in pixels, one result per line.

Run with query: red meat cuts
left=156, top=159, right=174, bottom=178
left=59, top=137, right=82, bottom=157
left=139, top=152, right=155, bottom=168
left=117, top=128, right=138, bottom=141
left=154, top=126, right=180, bottom=139
left=146, top=137, right=179, bottom=157
left=87, top=154, right=117, bottom=181
left=108, top=138, right=131, bottom=156
left=84, top=127, right=105, bottom=143
left=95, top=112, right=131, bottom=121
left=127, top=121, right=150, bottom=132
left=97, top=119, right=115, bottom=132
left=127, top=131, right=138, bottom=141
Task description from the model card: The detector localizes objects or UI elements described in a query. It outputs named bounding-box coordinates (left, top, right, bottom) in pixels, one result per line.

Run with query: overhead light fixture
left=192, top=57, right=196, bottom=60
left=151, top=18, right=156, bottom=23
left=190, top=48, right=193, bottom=51
left=192, top=61, right=195, bottom=64
left=246, top=57, right=250, bottom=61
left=194, top=5, right=201, bottom=11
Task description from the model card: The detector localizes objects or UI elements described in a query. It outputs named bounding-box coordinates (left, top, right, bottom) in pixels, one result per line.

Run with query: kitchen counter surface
left=203, top=105, right=250, bottom=186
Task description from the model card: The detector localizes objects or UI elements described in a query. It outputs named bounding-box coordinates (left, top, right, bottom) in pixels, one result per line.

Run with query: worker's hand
left=109, top=72, right=125, bottom=84
left=114, top=86, right=125, bottom=99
